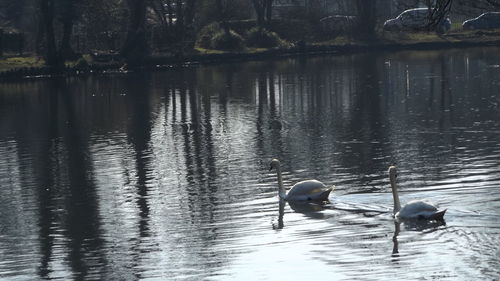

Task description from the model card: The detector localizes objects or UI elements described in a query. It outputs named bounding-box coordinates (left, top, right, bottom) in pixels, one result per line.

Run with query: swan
left=269, top=159, right=333, bottom=201
left=389, top=165, right=446, bottom=220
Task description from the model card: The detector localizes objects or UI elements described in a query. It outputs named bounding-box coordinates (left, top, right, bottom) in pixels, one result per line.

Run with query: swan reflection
left=273, top=199, right=327, bottom=229
left=391, top=218, right=446, bottom=259
left=288, top=201, right=327, bottom=218
left=392, top=221, right=401, bottom=257
left=273, top=199, right=286, bottom=230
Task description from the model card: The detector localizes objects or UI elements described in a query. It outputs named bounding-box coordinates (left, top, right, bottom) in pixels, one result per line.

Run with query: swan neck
left=276, top=165, right=286, bottom=199
left=390, top=175, right=401, bottom=214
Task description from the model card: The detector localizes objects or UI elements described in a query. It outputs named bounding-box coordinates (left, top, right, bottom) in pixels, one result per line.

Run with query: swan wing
left=397, top=200, right=445, bottom=220
left=286, top=180, right=333, bottom=201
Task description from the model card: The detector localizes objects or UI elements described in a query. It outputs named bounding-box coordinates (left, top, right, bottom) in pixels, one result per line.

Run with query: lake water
left=1, top=48, right=499, bottom=280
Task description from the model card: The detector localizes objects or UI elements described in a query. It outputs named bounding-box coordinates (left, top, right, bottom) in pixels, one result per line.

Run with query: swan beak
left=269, top=165, right=273, bottom=171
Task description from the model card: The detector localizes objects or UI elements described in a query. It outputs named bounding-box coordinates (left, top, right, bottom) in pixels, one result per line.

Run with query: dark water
left=1, top=48, right=499, bottom=280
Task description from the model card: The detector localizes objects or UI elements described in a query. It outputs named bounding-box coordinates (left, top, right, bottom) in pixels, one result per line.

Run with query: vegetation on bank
left=2, top=27, right=500, bottom=80
left=0, top=56, right=44, bottom=72
left=1, top=26, right=500, bottom=79
left=1, top=0, right=500, bottom=78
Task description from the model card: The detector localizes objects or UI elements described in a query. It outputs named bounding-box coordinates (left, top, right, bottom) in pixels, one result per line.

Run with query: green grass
left=247, top=47, right=269, bottom=53
left=314, top=36, right=367, bottom=46
left=380, top=31, right=448, bottom=43
left=195, top=47, right=275, bottom=54
left=64, top=54, right=93, bottom=68
left=194, top=47, right=227, bottom=54
left=450, top=22, right=463, bottom=32
left=0, top=56, right=45, bottom=72
left=0, top=54, right=96, bottom=73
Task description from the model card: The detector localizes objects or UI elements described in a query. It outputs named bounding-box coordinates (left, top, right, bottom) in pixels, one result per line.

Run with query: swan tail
left=318, top=188, right=333, bottom=201
left=428, top=209, right=447, bottom=221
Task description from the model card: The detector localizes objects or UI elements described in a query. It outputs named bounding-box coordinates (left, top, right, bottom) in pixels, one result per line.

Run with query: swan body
left=287, top=180, right=332, bottom=201
left=270, top=159, right=333, bottom=201
left=397, top=200, right=446, bottom=220
left=389, top=165, right=446, bottom=220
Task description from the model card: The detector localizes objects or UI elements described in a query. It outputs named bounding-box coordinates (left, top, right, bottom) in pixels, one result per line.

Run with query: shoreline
left=1, top=35, right=500, bottom=81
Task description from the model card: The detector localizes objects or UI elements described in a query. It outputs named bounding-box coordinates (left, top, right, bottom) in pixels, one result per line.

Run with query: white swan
left=269, top=159, right=333, bottom=201
left=389, top=165, right=446, bottom=220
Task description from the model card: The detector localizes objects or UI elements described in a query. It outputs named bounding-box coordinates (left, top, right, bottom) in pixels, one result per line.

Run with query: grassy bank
left=0, top=56, right=45, bottom=72
left=1, top=29, right=500, bottom=80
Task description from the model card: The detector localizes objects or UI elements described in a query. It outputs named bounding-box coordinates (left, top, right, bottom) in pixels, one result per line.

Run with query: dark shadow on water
left=174, top=68, right=219, bottom=218
left=392, top=221, right=401, bottom=259
left=273, top=200, right=328, bottom=229
left=44, top=78, right=106, bottom=280
left=391, top=218, right=446, bottom=261
left=0, top=81, right=60, bottom=279
left=334, top=54, right=391, bottom=180
left=166, top=68, right=223, bottom=272
left=256, top=70, right=286, bottom=162
left=288, top=201, right=327, bottom=217
left=124, top=73, right=155, bottom=280
left=34, top=82, right=60, bottom=279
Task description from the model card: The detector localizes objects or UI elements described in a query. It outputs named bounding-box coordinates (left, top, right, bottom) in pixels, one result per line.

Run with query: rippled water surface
left=1, top=48, right=500, bottom=280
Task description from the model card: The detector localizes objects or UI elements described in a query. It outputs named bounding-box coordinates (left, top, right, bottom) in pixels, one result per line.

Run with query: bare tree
left=149, top=0, right=168, bottom=27
left=454, top=0, right=500, bottom=17
left=177, top=0, right=197, bottom=46
left=251, top=0, right=273, bottom=28
left=485, top=0, right=500, bottom=9
left=58, top=0, right=78, bottom=59
left=425, top=0, right=453, bottom=31
left=354, top=0, right=377, bottom=39
left=215, top=0, right=240, bottom=34
left=120, top=0, right=148, bottom=63
left=149, top=0, right=197, bottom=48
left=39, top=0, right=59, bottom=66
left=266, top=0, right=273, bottom=23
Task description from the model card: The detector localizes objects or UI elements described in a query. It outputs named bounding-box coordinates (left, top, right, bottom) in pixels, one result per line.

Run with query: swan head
left=388, top=165, right=398, bottom=180
left=269, top=159, right=280, bottom=171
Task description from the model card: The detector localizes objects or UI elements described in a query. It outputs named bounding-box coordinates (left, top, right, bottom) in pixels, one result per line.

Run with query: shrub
left=211, top=30, right=245, bottom=51
left=74, top=57, right=90, bottom=70
left=196, top=22, right=245, bottom=51
left=195, top=22, right=221, bottom=49
left=246, top=27, right=286, bottom=48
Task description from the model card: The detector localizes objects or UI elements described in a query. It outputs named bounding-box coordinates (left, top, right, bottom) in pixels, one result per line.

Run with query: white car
left=463, top=12, right=500, bottom=30
left=383, top=8, right=451, bottom=33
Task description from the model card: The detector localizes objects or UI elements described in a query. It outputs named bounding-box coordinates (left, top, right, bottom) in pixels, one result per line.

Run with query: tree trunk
left=182, top=0, right=197, bottom=49
left=175, top=0, right=184, bottom=29
left=265, top=0, right=273, bottom=25
left=184, top=0, right=196, bottom=28
left=58, top=0, right=76, bottom=60
left=252, top=0, right=265, bottom=28
left=35, top=14, right=45, bottom=55
left=216, top=0, right=229, bottom=34
left=355, top=0, right=377, bottom=39
left=166, top=0, right=174, bottom=26
left=0, top=29, right=3, bottom=57
left=425, top=0, right=453, bottom=32
left=40, top=0, right=59, bottom=67
left=59, top=19, right=75, bottom=59
left=120, top=0, right=148, bottom=65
